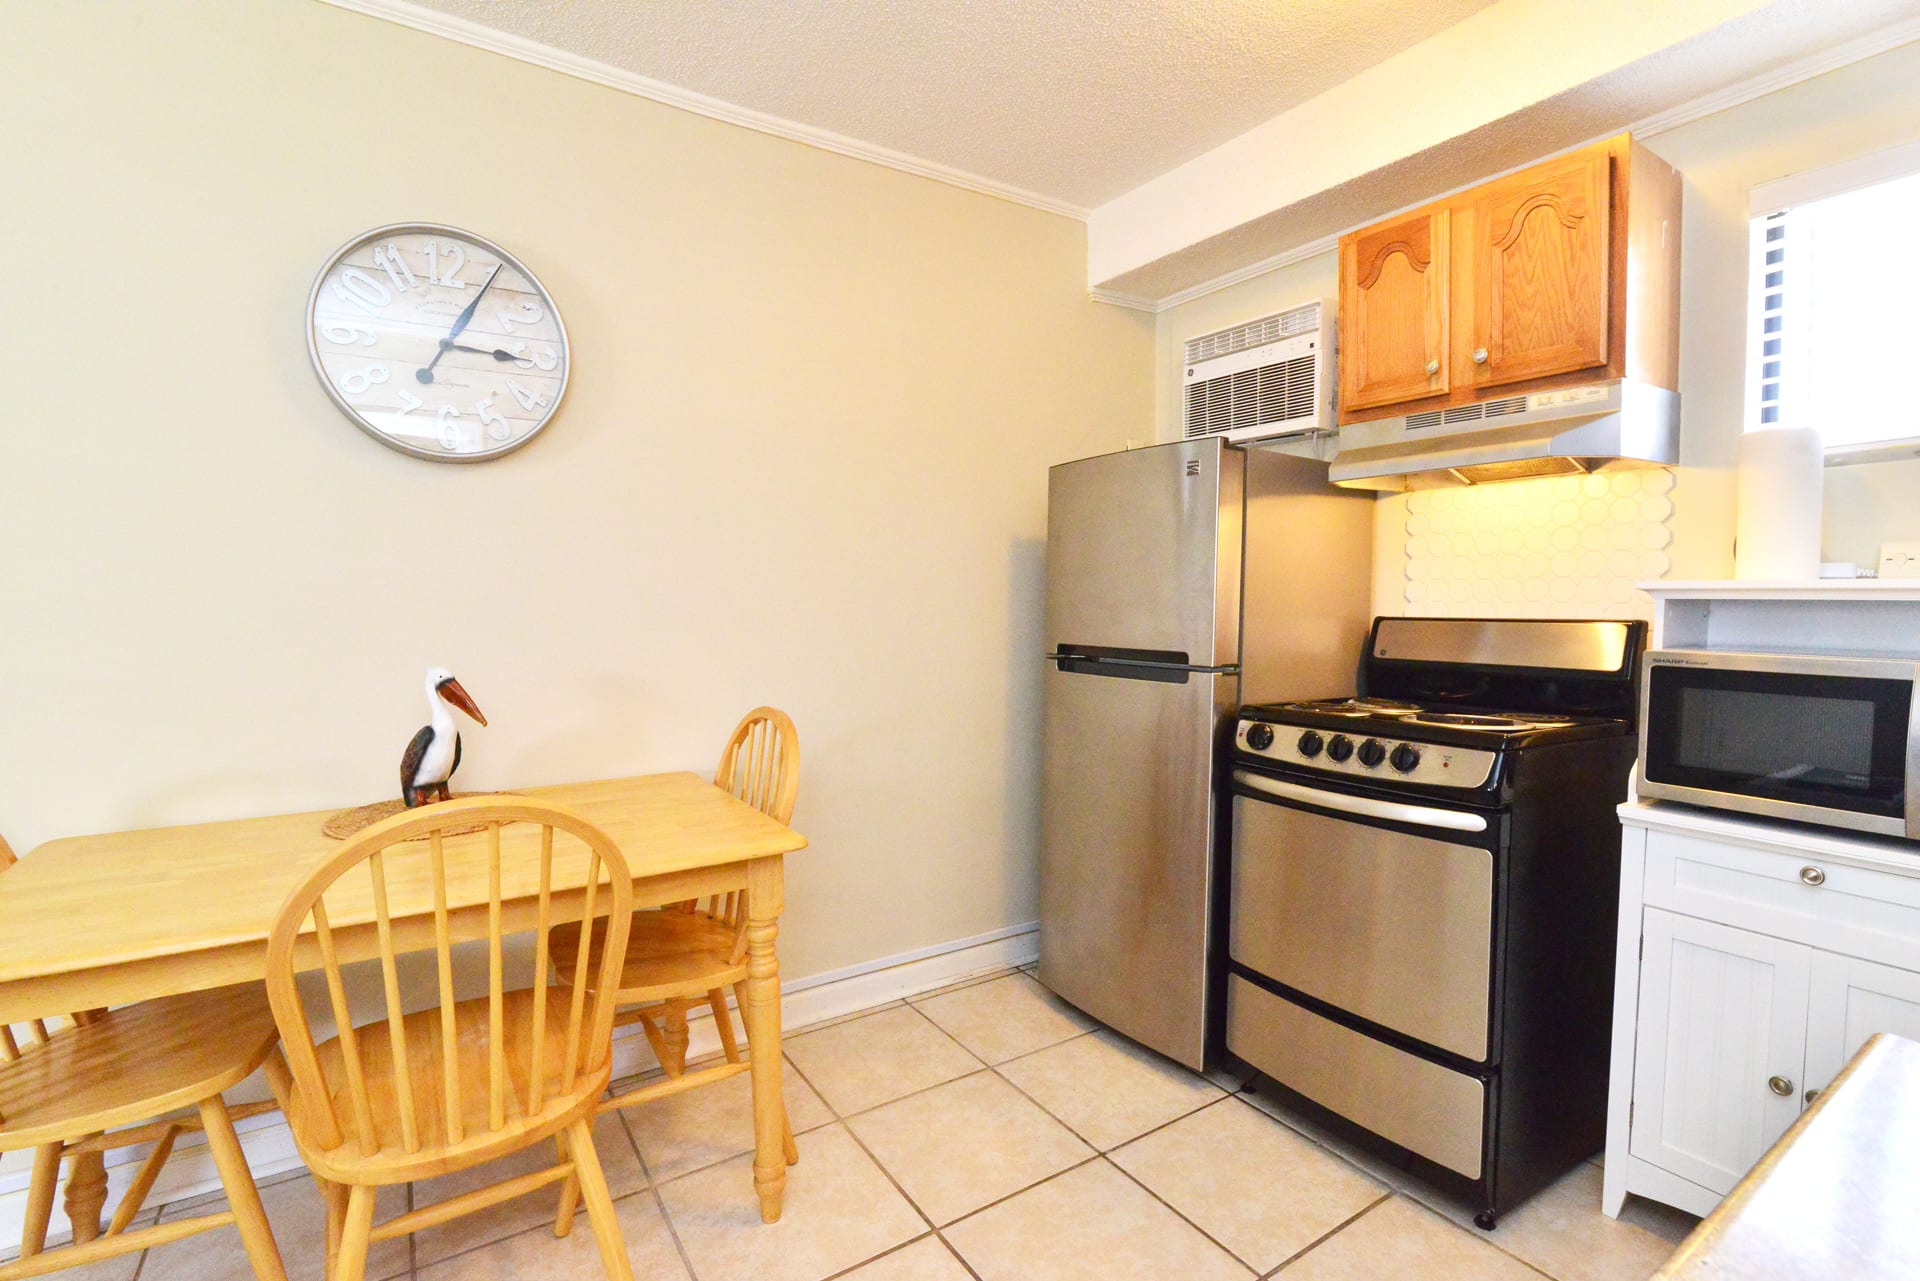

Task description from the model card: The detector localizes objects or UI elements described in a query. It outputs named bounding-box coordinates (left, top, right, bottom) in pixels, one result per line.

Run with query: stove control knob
left=1326, top=735, right=1354, bottom=763
left=1390, top=744, right=1422, bottom=773
left=1357, top=738, right=1387, bottom=768
left=1245, top=723, right=1275, bottom=751
left=1296, top=730, right=1324, bottom=758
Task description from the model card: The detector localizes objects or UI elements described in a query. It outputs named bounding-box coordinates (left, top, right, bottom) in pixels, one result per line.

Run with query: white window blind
left=1746, top=141, right=1920, bottom=462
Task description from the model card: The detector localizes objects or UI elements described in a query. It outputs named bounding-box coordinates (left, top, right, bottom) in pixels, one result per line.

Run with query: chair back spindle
left=707, top=707, right=799, bottom=946
left=265, top=797, right=632, bottom=1166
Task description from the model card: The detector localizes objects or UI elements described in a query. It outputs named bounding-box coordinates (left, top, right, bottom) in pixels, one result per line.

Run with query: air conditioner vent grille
left=1183, top=352, right=1318, bottom=439
left=1185, top=300, right=1321, bottom=365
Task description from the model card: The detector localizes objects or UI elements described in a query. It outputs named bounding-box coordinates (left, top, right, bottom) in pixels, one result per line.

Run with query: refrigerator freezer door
left=1044, top=440, right=1243, bottom=669
left=1038, top=660, right=1235, bottom=1070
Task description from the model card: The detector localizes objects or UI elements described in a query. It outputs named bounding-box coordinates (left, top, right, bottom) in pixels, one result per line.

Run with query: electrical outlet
left=1878, top=541, right=1920, bottom=579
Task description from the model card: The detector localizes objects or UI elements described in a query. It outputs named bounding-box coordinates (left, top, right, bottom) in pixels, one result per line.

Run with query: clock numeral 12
left=424, top=240, right=468, bottom=288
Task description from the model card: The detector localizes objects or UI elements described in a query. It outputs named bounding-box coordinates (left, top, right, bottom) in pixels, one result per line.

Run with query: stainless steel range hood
left=1329, top=379, right=1678, bottom=490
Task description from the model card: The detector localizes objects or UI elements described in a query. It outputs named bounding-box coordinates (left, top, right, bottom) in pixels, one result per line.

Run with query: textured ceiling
left=401, top=0, right=1500, bottom=208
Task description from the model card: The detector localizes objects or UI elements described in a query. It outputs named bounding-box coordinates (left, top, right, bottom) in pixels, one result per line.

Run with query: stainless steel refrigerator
left=1038, top=437, right=1374, bottom=1069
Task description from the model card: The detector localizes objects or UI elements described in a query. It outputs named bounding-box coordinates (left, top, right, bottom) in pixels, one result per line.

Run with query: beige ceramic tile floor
left=76, top=967, right=1695, bottom=1280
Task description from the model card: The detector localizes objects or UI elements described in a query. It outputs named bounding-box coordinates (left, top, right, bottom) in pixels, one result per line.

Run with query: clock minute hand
left=416, top=264, right=505, bottom=384
left=445, top=263, right=503, bottom=342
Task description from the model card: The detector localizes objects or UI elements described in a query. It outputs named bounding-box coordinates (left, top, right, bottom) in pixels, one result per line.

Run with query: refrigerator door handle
left=1046, top=653, right=1238, bottom=673
left=1233, top=771, right=1489, bottom=833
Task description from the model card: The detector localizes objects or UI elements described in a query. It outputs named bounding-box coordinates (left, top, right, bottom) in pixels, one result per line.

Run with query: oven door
left=1638, top=651, right=1920, bottom=839
left=1227, top=767, right=1498, bottom=1063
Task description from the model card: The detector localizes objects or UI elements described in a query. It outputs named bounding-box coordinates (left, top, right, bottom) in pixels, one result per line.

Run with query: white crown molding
left=313, top=0, right=1091, bottom=222
left=1632, top=14, right=1920, bottom=138
left=1085, top=287, right=1159, bottom=312
left=1100, top=18, right=1920, bottom=313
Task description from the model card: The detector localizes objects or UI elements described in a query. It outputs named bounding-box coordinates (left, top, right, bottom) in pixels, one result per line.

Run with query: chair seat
left=0, top=984, right=279, bottom=1151
left=549, top=909, right=743, bottom=1001
left=292, top=987, right=606, bottom=1184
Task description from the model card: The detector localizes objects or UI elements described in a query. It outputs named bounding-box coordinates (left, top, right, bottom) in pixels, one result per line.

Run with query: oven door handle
left=1232, top=770, right=1490, bottom=834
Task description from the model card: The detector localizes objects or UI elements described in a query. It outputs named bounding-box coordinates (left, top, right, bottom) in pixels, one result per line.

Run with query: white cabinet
left=1606, top=806, right=1920, bottom=1219
left=1628, top=911, right=1808, bottom=1192
left=1805, top=951, right=1920, bottom=1102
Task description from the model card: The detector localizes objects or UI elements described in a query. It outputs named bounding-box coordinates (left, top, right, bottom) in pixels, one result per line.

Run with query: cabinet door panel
left=1806, top=952, right=1920, bottom=1102
left=1630, top=910, right=1809, bottom=1196
left=1462, top=150, right=1611, bottom=389
left=1339, top=210, right=1448, bottom=412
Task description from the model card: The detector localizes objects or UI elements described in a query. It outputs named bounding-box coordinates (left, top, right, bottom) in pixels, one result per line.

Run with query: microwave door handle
left=1908, top=673, right=1920, bottom=840
left=1232, top=770, right=1489, bottom=834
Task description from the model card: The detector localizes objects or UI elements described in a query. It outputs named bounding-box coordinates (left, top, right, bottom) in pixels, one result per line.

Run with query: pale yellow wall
left=0, top=2, right=1153, bottom=981
left=1156, top=40, right=1920, bottom=612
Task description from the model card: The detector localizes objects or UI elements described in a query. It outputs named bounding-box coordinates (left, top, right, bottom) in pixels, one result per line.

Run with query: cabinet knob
left=1769, top=1075, right=1794, bottom=1097
left=1425, top=359, right=1440, bottom=376
left=1805, top=1087, right=1822, bottom=1104
left=1800, top=865, right=1827, bottom=886
left=1472, top=347, right=1490, bottom=365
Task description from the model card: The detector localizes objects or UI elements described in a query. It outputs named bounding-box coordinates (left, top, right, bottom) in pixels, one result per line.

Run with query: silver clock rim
left=304, top=222, right=570, bottom=464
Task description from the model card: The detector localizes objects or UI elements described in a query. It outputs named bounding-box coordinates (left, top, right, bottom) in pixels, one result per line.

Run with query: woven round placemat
left=321, top=793, right=489, bottom=841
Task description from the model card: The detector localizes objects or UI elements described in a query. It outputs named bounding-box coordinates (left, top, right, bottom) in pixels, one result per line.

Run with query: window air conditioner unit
left=1181, top=300, right=1335, bottom=444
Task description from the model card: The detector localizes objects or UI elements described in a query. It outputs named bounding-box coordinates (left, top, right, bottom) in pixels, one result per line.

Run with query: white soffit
left=1089, top=0, right=1920, bottom=301
left=323, top=0, right=1498, bottom=217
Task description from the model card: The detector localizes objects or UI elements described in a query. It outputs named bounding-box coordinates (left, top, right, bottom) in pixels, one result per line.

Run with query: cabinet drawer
left=1644, top=828, right=1920, bottom=968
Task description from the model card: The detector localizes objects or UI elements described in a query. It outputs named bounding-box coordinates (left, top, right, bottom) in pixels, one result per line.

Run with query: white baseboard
left=0, top=920, right=1038, bottom=1254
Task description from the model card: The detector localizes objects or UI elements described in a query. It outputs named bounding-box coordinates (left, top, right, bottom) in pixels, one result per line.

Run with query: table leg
left=741, top=855, right=786, bottom=1223
left=64, top=1148, right=107, bottom=1244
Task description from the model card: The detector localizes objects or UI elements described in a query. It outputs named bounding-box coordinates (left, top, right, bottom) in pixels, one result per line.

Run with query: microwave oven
left=1638, top=649, right=1920, bottom=839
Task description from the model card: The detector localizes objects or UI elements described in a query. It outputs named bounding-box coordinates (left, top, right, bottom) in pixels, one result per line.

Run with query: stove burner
left=1283, top=697, right=1422, bottom=717
left=1400, top=712, right=1575, bottom=730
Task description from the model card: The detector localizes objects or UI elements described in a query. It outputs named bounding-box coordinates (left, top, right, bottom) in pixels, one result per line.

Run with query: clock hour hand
left=416, top=264, right=505, bottom=383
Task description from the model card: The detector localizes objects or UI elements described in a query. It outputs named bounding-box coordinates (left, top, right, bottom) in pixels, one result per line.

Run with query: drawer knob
left=1800, top=865, right=1827, bottom=886
left=1425, top=359, right=1441, bottom=376
left=1769, top=1075, right=1794, bottom=1097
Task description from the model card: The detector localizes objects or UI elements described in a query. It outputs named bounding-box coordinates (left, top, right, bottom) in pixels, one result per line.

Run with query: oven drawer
left=1644, top=829, right=1920, bottom=969
left=1229, top=789, right=1493, bottom=1061
left=1227, top=976, right=1486, bottom=1179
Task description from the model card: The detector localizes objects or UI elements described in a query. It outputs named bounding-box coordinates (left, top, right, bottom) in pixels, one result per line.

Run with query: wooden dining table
left=0, top=772, right=808, bottom=1238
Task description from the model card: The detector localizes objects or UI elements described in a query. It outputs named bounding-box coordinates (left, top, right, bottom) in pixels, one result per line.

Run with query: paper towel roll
left=1735, top=426, right=1824, bottom=580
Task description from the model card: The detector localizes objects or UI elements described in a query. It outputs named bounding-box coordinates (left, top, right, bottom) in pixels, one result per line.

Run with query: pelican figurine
left=401, top=667, right=487, bottom=807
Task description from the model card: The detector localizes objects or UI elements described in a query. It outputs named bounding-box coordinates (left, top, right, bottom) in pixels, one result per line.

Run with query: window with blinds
left=1747, top=160, right=1920, bottom=460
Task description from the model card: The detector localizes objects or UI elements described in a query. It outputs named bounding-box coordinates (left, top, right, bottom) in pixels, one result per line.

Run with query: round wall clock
left=305, top=223, right=569, bottom=462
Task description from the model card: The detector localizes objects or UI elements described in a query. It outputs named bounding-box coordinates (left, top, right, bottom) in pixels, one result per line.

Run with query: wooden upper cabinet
left=1339, top=210, right=1449, bottom=412
left=1459, top=149, right=1611, bottom=390
left=1335, top=134, right=1680, bottom=425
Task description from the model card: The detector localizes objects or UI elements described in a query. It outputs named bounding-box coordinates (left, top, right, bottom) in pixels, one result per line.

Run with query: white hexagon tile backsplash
left=1401, top=469, right=1675, bottom=617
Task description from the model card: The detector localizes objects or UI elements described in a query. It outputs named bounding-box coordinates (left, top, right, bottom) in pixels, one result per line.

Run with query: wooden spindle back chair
left=666, top=705, right=801, bottom=948
left=0, top=831, right=288, bottom=1281
left=263, top=796, right=636, bottom=1281
left=549, top=708, right=800, bottom=1229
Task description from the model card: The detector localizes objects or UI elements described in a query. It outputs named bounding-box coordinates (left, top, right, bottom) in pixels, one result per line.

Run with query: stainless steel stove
left=1222, top=616, right=1647, bottom=1229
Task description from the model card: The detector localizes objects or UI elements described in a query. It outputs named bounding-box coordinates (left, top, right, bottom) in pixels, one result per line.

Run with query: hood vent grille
left=1407, top=396, right=1530, bottom=431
